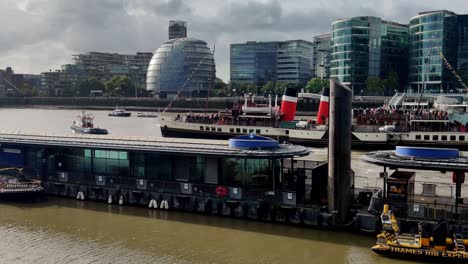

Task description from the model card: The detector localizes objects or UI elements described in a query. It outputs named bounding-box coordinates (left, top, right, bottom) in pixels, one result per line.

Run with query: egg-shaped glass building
left=146, top=38, right=216, bottom=98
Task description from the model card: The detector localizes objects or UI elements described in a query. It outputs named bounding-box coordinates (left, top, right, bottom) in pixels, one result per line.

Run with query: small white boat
left=109, top=107, right=131, bottom=117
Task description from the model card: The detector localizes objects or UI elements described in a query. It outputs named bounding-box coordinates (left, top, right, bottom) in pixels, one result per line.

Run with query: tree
left=305, top=78, right=328, bottom=94
left=261, top=81, right=276, bottom=94
left=238, top=83, right=257, bottom=94
left=382, top=70, right=400, bottom=95
left=213, top=77, right=229, bottom=96
left=78, top=77, right=105, bottom=97
left=106, top=76, right=136, bottom=97
left=366, top=77, right=385, bottom=95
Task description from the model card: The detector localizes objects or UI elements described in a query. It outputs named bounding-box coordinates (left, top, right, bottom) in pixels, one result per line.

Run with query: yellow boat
left=372, top=204, right=468, bottom=263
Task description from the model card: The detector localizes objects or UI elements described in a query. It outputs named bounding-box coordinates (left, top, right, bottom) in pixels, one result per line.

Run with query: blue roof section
left=396, top=146, right=460, bottom=159
left=229, top=134, right=279, bottom=149
left=362, top=148, right=468, bottom=171
left=0, top=131, right=309, bottom=159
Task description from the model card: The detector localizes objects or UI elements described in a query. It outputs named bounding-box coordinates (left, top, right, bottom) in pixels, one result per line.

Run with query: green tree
left=78, top=77, right=105, bottom=97
left=213, top=78, right=228, bottom=96
left=31, top=87, right=39, bottom=96
left=106, top=76, right=136, bottom=97
left=305, top=78, right=328, bottom=94
left=238, top=83, right=257, bottom=94
left=382, top=70, right=400, bottom=95
left=366, top=77, right=385, bottom=95
left=261, top=81, right=276, bottom=94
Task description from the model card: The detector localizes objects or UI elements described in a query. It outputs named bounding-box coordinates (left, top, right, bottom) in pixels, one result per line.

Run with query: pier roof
left=362, top=149, right=468, bottom=171
left=0, top=131, right=309, bottom=158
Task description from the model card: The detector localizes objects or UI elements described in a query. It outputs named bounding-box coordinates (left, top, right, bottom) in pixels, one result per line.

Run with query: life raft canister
left=216, top=186, right=228, bottom=198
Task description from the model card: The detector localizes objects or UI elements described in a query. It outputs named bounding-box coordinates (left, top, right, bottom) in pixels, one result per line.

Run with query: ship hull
left=160, top=124, right=390, bottom=149
left=159, top=120, right=468, bottom=150
left=372, top=245, right=468, bottom=263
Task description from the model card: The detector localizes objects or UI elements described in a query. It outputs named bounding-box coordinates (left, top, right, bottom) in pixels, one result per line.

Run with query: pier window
left=144, top=154, right=172, bottom=181
left=93, top=150, right=129, bottom=176
left=24, top=147, right=42, bottom=174
left=220, top=158, right=277, bottom=188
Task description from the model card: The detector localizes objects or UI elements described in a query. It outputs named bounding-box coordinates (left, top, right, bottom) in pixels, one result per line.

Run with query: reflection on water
left=0, top=198, right=412, bottom=264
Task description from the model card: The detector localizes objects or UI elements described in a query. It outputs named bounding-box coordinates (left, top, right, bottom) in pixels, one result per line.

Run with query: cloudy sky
left=1, top=0, right=468, bottom=81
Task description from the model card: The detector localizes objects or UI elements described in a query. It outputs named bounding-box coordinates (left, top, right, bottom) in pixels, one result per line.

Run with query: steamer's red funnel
left=280, top=88, right=298, bottom=121
left=317, top=87, right=329, bottom=124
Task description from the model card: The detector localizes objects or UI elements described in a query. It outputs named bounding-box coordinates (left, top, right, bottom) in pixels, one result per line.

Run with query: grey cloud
left=1, top=0, right=468, bottom=81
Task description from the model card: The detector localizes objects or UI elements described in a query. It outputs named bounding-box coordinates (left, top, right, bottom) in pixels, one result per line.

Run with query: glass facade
left=230, top=42, right=279, bottom=87
left=409, top=11, right=458, bottom=92
left=330, top=16, right=409, bottom=93
left=313, top=34, right=332, bottom=79
left=20, top=146, right=282, bottom=190
left=146, top=38, right=216, bottom=98
left=277, top=40, right=314, bottom=84
left=168, top=20, right=187, bottom=40
left=230, top=40, right=314, bottom=87
left=458, top=15, right=468, bottom=85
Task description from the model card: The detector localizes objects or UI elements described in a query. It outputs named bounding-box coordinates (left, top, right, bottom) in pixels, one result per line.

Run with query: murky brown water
left=0, top=198, right=413, bottom=264
left=0, top=107, right=448, bottom=263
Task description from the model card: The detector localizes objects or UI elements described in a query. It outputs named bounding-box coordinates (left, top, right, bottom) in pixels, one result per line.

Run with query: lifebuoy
left=215, top=186, right=228, bottom=198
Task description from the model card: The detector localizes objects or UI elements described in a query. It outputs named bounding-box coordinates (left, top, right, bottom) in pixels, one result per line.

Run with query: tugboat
left=372, top=204, right=468, bottom=263
left=108, top=107, right=131, bottom=117
left=71, top=111, right=108, bottom=134
left=0, top=168, right=44, bottom=199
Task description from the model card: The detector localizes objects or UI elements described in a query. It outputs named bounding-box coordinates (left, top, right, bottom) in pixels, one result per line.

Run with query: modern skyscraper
left=313, top=34, right=332, bottom=79
left=230, top=40, right=314, bottom=88
left=408, top=10, right=459, bottom=92
left=169, top=20, right=187, bottom=40
left=330, top=16, right=409, bottom=93
left=277, top=40, right=315, bottom=84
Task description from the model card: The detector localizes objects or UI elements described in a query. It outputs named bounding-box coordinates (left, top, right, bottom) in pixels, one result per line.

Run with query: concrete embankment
left=0, top=96, right=385, bottom=114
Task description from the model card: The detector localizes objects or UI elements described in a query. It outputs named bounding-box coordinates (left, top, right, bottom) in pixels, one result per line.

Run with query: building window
left=424, top=135, right=430, bottom=140
left=236, top=128, right=241, bottom=133
left=416, top=135, right=421, bottom=140
left=450, top=135, right=456, bottom=141
left=441, top=135, right=447, bottom=141
left=200, top=126, right=204, bottom=131
left=230, top=128, right=234, bottom=133
left=460, top=136, right=465, bottom=141
left=256, top=129, right=261, bottom=134
left=432, top=135, right=439, bottom=141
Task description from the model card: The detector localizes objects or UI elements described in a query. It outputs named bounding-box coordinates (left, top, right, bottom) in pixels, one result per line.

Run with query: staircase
left=387, top=93, right=406, bottom=109
left=453, top=234, right=466, bottom=252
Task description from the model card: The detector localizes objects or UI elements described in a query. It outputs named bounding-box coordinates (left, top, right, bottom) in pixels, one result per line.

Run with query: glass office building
left=169, top=20, right=187, bottom=40
left=230, top=41, right=280, bottom=87
left=330, top=16, right=409, bottom=93
left=146, top=38, right=216, bottom=98
left=457, top=15, right=468, bottom=85
left=277, top=40, right=315, bottom=84
left=230, top=40, right=314, bottom=88
left=313, top=34, right=332, bottom=79
left=409, top=10, right=458, bottom=92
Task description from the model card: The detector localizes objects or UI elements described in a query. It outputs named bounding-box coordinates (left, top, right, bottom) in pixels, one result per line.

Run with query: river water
left=0, top=107, right=453, bottom=263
